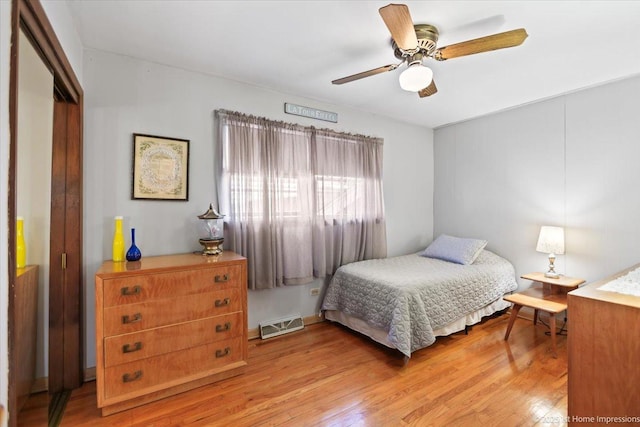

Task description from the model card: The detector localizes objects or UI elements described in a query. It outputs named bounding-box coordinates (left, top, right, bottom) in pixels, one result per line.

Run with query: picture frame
left=132, top=133, right=190, bottom=201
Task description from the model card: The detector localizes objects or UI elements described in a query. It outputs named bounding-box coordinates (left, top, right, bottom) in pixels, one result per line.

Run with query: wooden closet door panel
left=49, top=100, right=83, bottom=391
left=48, top=100, right=67, bottom=394
left=63, top=101, right=83, bottom=390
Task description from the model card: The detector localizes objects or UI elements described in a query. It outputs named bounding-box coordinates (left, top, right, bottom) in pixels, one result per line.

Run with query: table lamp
left=536, top=226, right=565, bottom=278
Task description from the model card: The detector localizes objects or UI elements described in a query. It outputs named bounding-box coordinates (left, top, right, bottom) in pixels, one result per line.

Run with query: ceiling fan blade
left=418, top=80, right=438, bottom=98
left=434, top=28, right=528, bottom=61
left=332, top=64, right=398, bottom=85
left=379, top=4, right=418, bottom=51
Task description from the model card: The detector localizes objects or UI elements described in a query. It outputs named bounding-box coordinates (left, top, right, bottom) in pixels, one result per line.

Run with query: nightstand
left=503, top=272, right=585, bottom=357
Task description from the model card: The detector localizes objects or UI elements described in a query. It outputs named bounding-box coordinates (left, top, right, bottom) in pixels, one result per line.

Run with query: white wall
left=82, top=49, right=434, bottom=369
left=434, top=75, right=640, bottom=289
left=1, top=1, right=12, bottom=423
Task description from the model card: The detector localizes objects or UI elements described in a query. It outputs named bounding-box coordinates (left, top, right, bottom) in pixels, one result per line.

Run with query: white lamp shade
left=399, top=64, right=433, bottom=92
left=536, top=226, right=565, bottom=255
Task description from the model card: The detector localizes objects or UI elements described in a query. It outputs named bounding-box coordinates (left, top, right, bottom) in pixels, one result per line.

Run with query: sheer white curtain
left=217, top=110, right=386, bottom=290
left=311, top=128, right=386, bottom=277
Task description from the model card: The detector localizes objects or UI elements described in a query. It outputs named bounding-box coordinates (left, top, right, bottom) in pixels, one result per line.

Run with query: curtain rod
left=215, top=109, right=383, bottom=144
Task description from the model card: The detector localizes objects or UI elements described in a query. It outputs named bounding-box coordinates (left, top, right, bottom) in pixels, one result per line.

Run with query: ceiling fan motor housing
left=393, top=24, right=439, bottom=59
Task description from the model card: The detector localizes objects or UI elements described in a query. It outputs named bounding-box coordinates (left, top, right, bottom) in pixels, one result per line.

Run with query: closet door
left=49, top=101, right=83, bottom=392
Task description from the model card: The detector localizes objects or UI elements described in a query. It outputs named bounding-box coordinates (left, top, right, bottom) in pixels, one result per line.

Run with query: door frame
left=8, top=0, right=83, bottom=424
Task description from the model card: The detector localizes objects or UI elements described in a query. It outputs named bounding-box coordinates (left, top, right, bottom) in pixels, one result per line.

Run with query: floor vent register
left=259, top=315, right=304, bottom=339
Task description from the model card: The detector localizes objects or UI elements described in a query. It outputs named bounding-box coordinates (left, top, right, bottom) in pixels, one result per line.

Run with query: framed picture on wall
left=132, top=133, right=190, bottom=200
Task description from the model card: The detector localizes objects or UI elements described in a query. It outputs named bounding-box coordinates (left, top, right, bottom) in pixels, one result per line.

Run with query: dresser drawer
left=102, top=265, right=242, bottom=307
left=104, top=312, right=244, bottom=367
left=103, top=337, right=244, bottom=400
left=103, top=289, right=242, bottom=337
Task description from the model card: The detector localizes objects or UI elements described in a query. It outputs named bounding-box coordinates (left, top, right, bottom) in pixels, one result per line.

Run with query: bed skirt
left=324, top=297, right=510, bottom=352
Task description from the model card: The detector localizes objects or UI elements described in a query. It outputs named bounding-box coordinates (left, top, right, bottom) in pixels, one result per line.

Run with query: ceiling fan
left=332, top=3, right=528, bottom=98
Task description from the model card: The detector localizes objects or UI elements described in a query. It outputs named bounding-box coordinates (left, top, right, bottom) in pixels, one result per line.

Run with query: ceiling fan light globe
left=399, top=64, right=433, bottom=92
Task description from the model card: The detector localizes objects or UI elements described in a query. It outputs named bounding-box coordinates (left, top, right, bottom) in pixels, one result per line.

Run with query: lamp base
left=198, top=238, right=224, bottom=256
left=544, top=253, right=560, bottom=279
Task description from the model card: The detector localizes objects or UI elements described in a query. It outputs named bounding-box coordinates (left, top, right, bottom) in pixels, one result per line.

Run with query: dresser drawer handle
left=122, top=370, right=143, bottom=383
left=216, top=322, right=231, bottom=333
left=122, top=313, right=142, bottom=324
left=122, top=342, right=143, bottom=353
left=215, top=347, right=231, bottom=358
left=215, top=298, right=230, bottom=307
left=120, top=285, right=141, bottom=296
left=215, top=274, right=229, bottom=283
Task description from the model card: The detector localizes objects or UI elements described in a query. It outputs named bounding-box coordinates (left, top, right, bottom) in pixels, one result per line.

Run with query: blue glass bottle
left=126, top=228, right=142, bottom=261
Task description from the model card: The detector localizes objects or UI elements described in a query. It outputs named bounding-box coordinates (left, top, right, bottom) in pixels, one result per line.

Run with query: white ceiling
left=65, top=1, right=640, bottom=129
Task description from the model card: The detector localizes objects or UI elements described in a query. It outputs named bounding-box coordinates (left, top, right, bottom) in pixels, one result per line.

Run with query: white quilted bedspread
left=321, top=250, right=518, bottom=357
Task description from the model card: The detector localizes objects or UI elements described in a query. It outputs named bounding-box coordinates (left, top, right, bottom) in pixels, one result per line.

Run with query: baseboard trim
left=84, top=366, right=96, bottom=382
left=249, top=314, right=324, bottom=340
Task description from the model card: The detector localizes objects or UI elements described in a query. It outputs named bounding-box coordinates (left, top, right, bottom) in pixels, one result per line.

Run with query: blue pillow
left=420, top=234, right=488, bottom=265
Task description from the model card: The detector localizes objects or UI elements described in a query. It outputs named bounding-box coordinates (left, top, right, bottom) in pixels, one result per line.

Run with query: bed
left=320, top=240, right=518, bottom=358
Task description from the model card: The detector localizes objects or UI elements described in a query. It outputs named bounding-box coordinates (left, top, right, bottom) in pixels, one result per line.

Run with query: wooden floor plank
left=30, top=312, right=570, bottom=426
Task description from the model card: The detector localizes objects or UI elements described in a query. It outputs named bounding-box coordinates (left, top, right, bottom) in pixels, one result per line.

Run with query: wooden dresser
left=567, top=264, right=640, bottom=424
left=95, top=252, right=247, bottom=416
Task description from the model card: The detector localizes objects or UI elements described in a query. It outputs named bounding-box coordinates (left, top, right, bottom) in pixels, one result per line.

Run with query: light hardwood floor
left=35, top=312, right=569, bottom=426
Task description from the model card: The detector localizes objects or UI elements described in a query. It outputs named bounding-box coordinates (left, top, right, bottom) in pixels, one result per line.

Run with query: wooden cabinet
left=14, top=266, right=38, bottom=414
left=567, top=265, right=640, bottom=424
left=95, top=252, right=247, bottom=416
